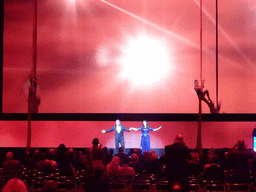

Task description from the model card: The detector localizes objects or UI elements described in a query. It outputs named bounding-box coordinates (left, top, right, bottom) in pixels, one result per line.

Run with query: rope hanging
left=197, top=0, right=219, bottom=155
left=216, top=0, right=219, bottom=109
left=27, top=0, right=38, bottom=154
left=196, top=0, right=203, bottom=153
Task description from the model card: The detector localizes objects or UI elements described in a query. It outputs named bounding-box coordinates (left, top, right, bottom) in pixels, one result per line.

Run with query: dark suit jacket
left=105, top=125, right=130, bottom=139
left=2, top=160, right=23, bottom=178
left=164, top=142, right=191, bottom=176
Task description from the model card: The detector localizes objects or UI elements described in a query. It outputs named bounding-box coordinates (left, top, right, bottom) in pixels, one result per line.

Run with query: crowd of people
left=1, top=135, right=256, bottom=192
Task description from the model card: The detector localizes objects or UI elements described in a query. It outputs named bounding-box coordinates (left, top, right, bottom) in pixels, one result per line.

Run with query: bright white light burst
left=120, top=36, right=171, bottom=86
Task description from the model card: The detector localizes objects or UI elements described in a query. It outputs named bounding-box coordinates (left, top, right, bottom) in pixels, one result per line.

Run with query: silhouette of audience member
left=2, top=152, right=23, bottom=180
left=187, top=148, right=202, bottom=177
left=46, top=149, right=56, bottom=162
left=226, top=139, right=256, bottom=183
left=207, top=148, right=217, bottom=163
left=88, top=170, right=110, bottom=192
left=36, top=152, right=56, bottom=174
left=55, top=144, right=74, bottom=176
left=165, top=134, right=191, bottom=192
left=42, top=181, right=58, bottom=192
left=130, top=153, right=139, bottom=165
left=142, top=150, right=152, bottom=173
left=76, top=151, right=89, bottom=171
left=102, top=147, right=112, bottom=168
left=24, top=149, right=37, bottom=170
left=2, top=178, right=27, bottom=192
left=106, top=148, right=114, bottom=165
left=67, top=148, right=86, bottom=171
left=105, top=156, right=120, bottom=175
left=145, top=151, right=162, bottom=174
left=118, top=155, right=135, bottom=177
left=109, top=148, right=114, bottom=158
left=90, top=138, right=104, bottom=172
left=34, top=149, right=41, bottom=163
left=133, top=148, right=144, bottom=161
left=129, top=153, right=143, bottom=173
left=203, top=155, right=225, bottom=182
left=115, top=147, right=129, bottom=167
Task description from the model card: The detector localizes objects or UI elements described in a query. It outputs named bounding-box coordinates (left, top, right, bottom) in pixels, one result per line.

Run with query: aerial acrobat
left=194, top=79, right=220, bottom=114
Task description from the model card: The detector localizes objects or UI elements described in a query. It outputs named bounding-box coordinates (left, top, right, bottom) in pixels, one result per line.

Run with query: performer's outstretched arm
left=123, top=126, right=131, bottom=132
left=153, top=126, right=162, bottom=131
left=102, top=127, right=114, bottom=133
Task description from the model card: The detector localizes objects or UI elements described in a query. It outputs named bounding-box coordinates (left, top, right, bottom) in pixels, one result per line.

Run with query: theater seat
left=188, top=183, right=201, bottom=191
left=228, top=183, right=250, bottom=192
left=204, top=183, right=226, bottom=191
left=57, top=181, right=76, bottom=190
left=131, top=182, right=150, bottom=191
left=109, top=182, right=126, bottom=192
left=155, top=182, right=169, bottom=192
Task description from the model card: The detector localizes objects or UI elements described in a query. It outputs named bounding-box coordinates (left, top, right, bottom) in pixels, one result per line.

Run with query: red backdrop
left=0, top=121, right=254, bottom=149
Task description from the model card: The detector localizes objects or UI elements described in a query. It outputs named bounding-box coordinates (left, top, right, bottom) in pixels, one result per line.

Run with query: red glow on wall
left=3, top=0, right=256, bottom=114
left=0, top=121, right=254, bottom=150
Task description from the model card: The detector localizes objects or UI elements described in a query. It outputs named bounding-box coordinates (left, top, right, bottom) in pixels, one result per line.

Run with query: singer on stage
left=102, top=119, right=130, bottom=154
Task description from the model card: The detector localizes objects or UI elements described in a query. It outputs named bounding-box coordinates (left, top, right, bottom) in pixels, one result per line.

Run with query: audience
left=42, top=181, right=58, bottom=192
left=34, top=150, right=41, bottom=163
left=115, top=147, right=129, bottom=167
left=102, top=147, right=112, bottom=168
left=2, top=178, right=27, bottom=192
left=36, top=152, right=56, bottom=174
left=226, top=139, right=256, bottom=182
left=117, top=155, right=135, bottom=177
left=129, top=153, right=142, bottom=173
left=203, top=154, right=225, bottom=182
left=67, top=149, right=85, bottom=171
left=105, top=156, right=120, bottom=175
left=187, top=148, right=202, bottom=177
left=1, top=137, right=256, bottom=191
left=24, top=149, right=37, bottom=169
left=143, top=150, right=162, bottom=174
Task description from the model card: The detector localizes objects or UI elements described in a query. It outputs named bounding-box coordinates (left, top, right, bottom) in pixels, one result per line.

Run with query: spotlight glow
left=63, top=0, right=76, bottom=14
left=119, top=35, right=172, bottom=86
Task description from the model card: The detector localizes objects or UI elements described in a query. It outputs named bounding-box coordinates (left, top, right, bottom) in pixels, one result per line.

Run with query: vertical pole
left=216, top=0, right=219, bottom=108
left=197, top=100, right=202, bottom=154
left=0, top=1, right=4, bottom=113
left=33, top=0, right=37, bottom=76
left=200, top=0, right=203, bottom=83
left=27, top=0, right=37, bottom=154
left=197, top=0, right=203, bottom=157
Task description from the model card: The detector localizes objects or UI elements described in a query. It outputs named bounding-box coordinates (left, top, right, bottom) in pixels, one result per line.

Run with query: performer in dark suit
left=102, top=119, right=130, bottom=154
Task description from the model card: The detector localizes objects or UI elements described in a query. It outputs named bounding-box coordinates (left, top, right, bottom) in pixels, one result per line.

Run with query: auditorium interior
left=1, top=0, right=256, bottom=191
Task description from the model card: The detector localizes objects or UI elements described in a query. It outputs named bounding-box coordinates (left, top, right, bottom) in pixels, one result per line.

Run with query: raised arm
left=122, top=126, right=131, bottom=132
left=102, top=126, right=114, bottom=133
left=153, top=126, right=162, bottom=131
